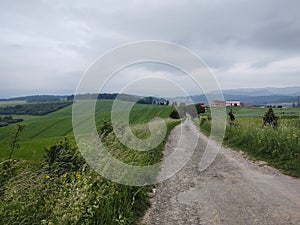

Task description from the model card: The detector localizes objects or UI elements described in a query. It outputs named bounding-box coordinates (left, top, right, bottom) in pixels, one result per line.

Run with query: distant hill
left=0, top=93, right=168, bottom=105
left=1, top=86, right=299, bottom=106
left=179, top=86, right=300, bottom=105
left=0, top=95, right=69, bottom=103
left=190, top=94, right=298, bottom=105
left=219, top=86, right=300, bottom=97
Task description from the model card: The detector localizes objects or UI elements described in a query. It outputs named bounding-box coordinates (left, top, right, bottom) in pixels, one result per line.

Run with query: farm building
left=226, top=100, right=241, bottom=107
left=211, top=100, right=241, bottom=107
left=211, top=100, right=226, bottom=107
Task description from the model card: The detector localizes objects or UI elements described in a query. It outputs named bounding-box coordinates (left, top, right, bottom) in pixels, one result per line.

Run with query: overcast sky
left=1, top=0, right=300, bottom=98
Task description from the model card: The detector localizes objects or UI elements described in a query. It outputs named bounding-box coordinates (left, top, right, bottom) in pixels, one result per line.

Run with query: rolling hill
left=0, top=100, right=174, bottom=160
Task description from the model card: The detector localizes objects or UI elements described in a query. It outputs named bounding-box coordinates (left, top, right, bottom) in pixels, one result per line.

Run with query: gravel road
left=141, top=119, right=300, bottom=225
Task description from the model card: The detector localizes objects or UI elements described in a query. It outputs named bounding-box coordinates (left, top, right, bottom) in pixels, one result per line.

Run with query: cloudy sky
left=1, top=0, right=300, bottom=98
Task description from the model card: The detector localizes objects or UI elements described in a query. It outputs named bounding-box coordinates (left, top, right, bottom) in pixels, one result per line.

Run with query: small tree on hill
left=195, top=104, right=205, bottom=114
left=170, top=109, right=180, bottom=119
left=263, top=107, right=278, bottom=128
left=228, top=110, right=235, bottom=126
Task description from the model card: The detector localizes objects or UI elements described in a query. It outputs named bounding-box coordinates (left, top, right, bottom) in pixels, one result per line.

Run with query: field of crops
left=0, top=101, right=27, bottom=106
left=199, top=106, right=300, bottom=177
left=0, top=100, right=174, bottom=160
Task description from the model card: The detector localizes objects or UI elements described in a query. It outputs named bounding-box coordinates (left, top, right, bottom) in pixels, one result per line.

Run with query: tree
left=263, top=107, right=278, bottom=128
left=4, top=115, right=12, bottom=120
left=170, top=109, right=180, bottom=119
left=195, top=104, right=205, bottom=114
left=228, top=110, right=235, bottom=126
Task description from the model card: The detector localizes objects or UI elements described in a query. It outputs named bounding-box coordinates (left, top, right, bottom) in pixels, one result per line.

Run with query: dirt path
left=141, top=119, right=300, bottom=225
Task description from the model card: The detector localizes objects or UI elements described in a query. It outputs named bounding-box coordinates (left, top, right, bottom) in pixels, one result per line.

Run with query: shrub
left=44, top=138, right=85, bottom=176
left=170, top=109, right=180, bottom=119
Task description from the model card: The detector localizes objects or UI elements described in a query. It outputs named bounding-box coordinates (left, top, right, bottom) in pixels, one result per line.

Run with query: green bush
left=44, top=138, right=85, bottom=176
left=170, top=109, right=180, bottom=119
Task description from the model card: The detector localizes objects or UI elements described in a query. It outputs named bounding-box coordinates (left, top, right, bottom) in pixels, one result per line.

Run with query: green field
left=199, top=106, right=300, bottom=177
left=0, top=100, right=174, bottom=160
left=0, top=100, right=27, bottom=106
left=227, top=106, right=300, bottom=118
left=0, top=99, right=178, bottom=225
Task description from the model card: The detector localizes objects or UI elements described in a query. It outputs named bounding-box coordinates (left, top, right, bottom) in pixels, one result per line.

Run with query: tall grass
left=200, top=116, right=300, bottom=176
left=0, top=119, right=180, bottom=225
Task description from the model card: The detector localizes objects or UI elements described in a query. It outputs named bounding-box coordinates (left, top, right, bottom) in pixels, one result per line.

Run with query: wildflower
left=61, top=173, right=67, bottom=179
left=46, top=175, right=50, bottom=179
left=75, top=172, right=81, bottom=179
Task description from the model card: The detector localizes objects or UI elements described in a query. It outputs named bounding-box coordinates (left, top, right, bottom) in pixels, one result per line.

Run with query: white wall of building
left=226, top=100, right=241, bottom=106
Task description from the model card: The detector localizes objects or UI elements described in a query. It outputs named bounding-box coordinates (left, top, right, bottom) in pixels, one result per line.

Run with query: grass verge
left=0, top=119, right=180, bottom=225
left=198, top=116, right=300, bottom=177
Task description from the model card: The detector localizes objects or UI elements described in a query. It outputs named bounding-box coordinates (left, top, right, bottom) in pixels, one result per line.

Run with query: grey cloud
left=0, top=0, right=299, bottom=97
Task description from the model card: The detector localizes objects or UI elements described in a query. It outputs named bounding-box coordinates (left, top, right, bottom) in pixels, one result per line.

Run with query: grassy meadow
left=0, top=99, right=178, bottom=224
left=199, top=106, right=300, bottom=177
left=0, top=100, right=174, bottom=160
left=0, top=100, right=27, bottom=106
left=2, top=100, right=299, bottom=224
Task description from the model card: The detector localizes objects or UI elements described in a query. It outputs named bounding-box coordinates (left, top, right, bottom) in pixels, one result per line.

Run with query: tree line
left=0, top=116, right=24, bottom=127
left=0, top=101, right=72, bottom=116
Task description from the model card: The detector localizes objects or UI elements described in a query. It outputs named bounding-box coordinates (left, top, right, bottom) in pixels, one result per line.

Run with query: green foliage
left=98, top=121, right=113, bottom=137
left=44, top=138, right=85, bottom=176
left=0, top=100, right=174, bottom=160
left=0, top=119, right=180, bottom=224
left=185, top=104, right=205, bottom=118
left=0, top=99, right=180, bottom=224
left=25, top=95, right=62, bottom=103
left=169, top=103, right=206, bottom=119
left=137, top=96, right=155, bottom=104
left=0, top=165, right=150, bottom=225
left=0, top=159, right=31, bottom=197
left=0, top=101, right=72, bottom=116
left=199, top=110, right=300, bottom=176
left=199, top=117, right=211, bottom=136
left=195, top=104, right=205, bottom=114
left=170, top=109, right=180, bottom=119
left=263, top=107, right=278, bottom=128
left=0, top=115, right=23, bottom=127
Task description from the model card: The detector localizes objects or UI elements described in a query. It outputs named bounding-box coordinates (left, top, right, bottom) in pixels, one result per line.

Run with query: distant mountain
left=1, top=86, right=299, bottom=106
left=181, top=86, right=300, bottom=105
left=189, top=95, right=299, bottom=106
left=218, top=86, right=300, bottom=97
